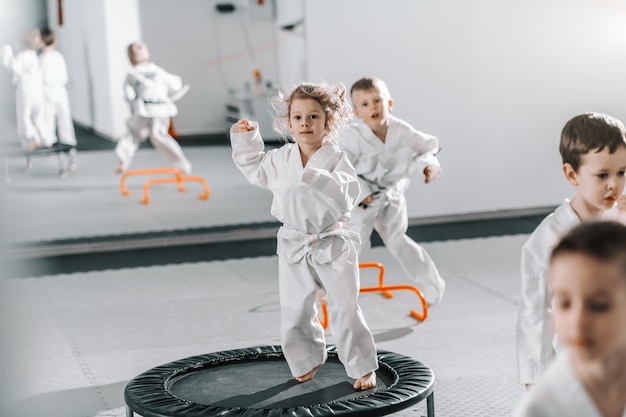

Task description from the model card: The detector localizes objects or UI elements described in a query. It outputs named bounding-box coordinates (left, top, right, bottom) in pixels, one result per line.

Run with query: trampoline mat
left=167, top=355, right=394, bottom=409
left=125, top=346, right=434, bottom=417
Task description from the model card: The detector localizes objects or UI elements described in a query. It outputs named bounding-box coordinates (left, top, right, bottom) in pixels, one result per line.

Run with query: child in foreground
left=229, top=82, right=378, bottom=390
left=515, top=221, right=626, bottom=417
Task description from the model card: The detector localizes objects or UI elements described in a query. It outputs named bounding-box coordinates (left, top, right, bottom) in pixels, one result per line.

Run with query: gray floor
left=1, top=146, right=528, bottom=416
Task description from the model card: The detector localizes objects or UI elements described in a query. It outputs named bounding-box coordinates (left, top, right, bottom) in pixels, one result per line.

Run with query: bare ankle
left=353, top=371, right=376, bottom=390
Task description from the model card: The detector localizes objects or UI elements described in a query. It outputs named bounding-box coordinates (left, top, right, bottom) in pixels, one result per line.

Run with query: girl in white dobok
left=230, top=82, right=378, bottom=390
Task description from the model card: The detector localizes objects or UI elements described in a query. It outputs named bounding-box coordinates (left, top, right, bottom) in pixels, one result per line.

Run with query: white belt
left=277, top=223, right=360, bottom=262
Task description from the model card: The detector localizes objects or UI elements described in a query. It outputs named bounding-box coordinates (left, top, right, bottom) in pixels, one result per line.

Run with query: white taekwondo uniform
left=514, top=349, right=626, bottom=417
left=116, top=62, right=191, bottom=174
left=339, top=115, right=445, bottom=305
left=230, top=123, right=378, bottom=379
left=39, top=49, right=76, bottom=146
left=2, top=46, right=52, bottom=149
left=516, top=200, right=579, bottom=385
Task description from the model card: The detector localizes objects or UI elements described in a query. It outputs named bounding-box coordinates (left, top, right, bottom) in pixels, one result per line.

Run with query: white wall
left=46, top=0, right=140, bottom=139
left=304, top=0, right=626, bottom=217
left=137, top=0, right=280, bottom=135
left=6, top=1, right=626, bottom=217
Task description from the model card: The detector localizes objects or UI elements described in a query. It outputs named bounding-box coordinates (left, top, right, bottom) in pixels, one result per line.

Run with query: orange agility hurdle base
left=119, top=168, right=210, bottom=204
left=319, top=262, right=428, bottom=328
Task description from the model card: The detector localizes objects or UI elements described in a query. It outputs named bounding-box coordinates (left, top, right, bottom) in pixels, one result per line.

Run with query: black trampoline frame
left=124, top=345, right=435, bottom=417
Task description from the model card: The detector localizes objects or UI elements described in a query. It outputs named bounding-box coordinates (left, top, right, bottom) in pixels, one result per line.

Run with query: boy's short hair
left=40, top=28, right=55, bottom=46
left=350, top=76, right=391, bottom=101
left=551, top=221, right=626, bottom=277
left=559, top=112, right=626, bottom=171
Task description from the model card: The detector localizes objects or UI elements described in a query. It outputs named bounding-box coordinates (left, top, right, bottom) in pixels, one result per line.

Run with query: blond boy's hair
left=350, top=76, right=391, bottom=101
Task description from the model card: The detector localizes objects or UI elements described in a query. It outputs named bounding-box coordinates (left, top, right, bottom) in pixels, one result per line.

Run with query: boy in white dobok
left=515, top=221, right=626, bottom=417
left=517, top=112, right=626, bottom=389
left=339, top=76, right=445, bottom=307
left=115, top=42, right=191, bottom=174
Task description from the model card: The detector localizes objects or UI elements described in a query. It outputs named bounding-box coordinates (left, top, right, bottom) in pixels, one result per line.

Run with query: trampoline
left=4, top=142, right=76, bottom=179
left=125, top=345, right=435, bottom=417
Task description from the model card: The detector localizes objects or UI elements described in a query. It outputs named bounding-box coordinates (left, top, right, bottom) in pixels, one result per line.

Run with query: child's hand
left=602, top=195, right=626, bottom=225
left=616, top=195, right=626, bottom=212
left=234, top=119, right=255, bottom=133
left=424, top=165, right=442, bottom=184
left=358, top=193, right=377, bottom=209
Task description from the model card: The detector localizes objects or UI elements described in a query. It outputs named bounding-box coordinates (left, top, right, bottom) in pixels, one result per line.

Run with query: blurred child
left=515, top=221, right=626, bottom=416
left=517, top=112, right=626, bottom=389
left=39, top=28, right=76, bottom=147
left=1, top=29, right=52, bottom=150
left=340, top=76, right=445, bottom=306
left=115, top=41, right=191, bottom=174
left=230, top=82, right=378, bottom=390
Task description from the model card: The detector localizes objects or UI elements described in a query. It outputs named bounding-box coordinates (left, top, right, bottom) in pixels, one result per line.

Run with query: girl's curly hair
left=270, top=82, right=353, bottom=143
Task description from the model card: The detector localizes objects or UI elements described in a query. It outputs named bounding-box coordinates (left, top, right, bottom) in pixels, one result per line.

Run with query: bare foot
left=296, top=363, right=322, bottom=382
left=296, top=352, right=328, bottom=383
left=353, top=371, right=376, bottom=390
left=115, top=163, right=127, bottom=174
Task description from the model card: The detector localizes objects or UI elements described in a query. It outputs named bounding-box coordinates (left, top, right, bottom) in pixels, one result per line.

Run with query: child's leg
left=114, top=133, right=142, bottom=173
left=15, top=89, right=40, bottom=150
left=55, top=91, right=77, bottom=146
left=41, top=96, right=58, bottom=146
left=278, top=257, right=327, bottom=380
left=316, top=239, right=378, bottom=387
left=149, top=118, right=192, bottom=175
left=375, top=194, right=445, bottom=305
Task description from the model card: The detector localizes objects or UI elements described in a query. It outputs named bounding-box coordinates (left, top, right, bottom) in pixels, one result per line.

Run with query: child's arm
left=2, top=45, right=14, bottom=71
left=517, top=244, right=553, bottom=387
left=602, top=195, right=626, bottom=225
left=338, top=131, right=377, bottom=206
left=230, top=120, right=277, bottom=189
left=408, top=129, right=442, bottom=184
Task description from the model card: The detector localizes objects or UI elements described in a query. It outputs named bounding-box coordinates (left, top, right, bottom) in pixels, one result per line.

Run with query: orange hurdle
left=120, top=168, right=185, bottom=196
left=318, top=262, right=428, bottom=328
left=141, top=175, right=210, bottom=205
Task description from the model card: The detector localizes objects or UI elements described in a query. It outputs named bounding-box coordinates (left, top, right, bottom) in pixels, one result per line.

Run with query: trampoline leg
left=125, top=406, right=134, bottom=417
left=426, top=392, right=435, bottom=417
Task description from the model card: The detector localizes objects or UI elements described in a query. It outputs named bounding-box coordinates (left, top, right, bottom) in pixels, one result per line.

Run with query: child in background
left=339, top=76, right=445, bottom=307
left=515, top=221, right=626, bottom=417
left=39, top=28, right=76, bottom=147
left=517, top=112, right=626, bottom=389
left=2, top=29, right=53, bottom=150
left=230, top=82, right=378, bottom=390
left=115, top=41, right=191, bottom=174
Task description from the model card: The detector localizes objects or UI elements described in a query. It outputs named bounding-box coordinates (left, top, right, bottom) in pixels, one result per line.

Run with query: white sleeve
left=230, top=121, right=278, bottom=189
left=409, top=129, right=441, bottom=176
left=2, top=45, right=14, bottom=71
left=516, top=241, right=554, bottom=384
left=339, top=128, right=374, bottom=199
